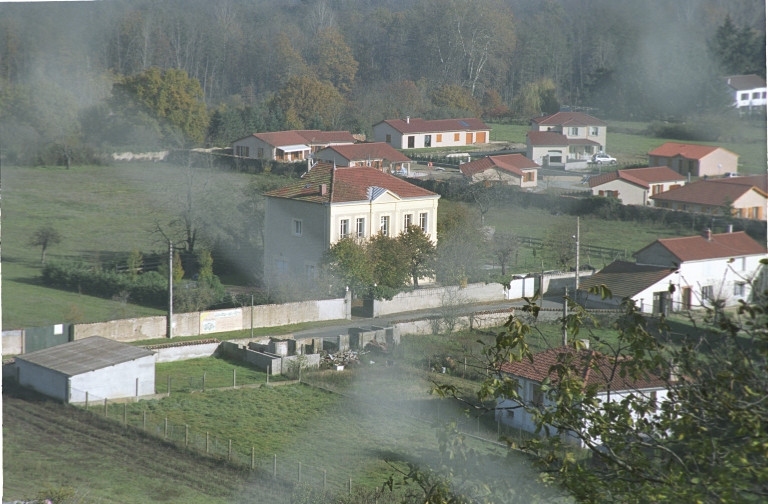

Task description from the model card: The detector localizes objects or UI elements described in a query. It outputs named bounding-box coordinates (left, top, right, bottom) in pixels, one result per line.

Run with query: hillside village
left=2, top=1, right=767, bottom=503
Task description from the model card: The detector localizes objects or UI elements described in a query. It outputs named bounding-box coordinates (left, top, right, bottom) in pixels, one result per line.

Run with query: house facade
left=262, top=163, right=439, bottom=280
left=459, top=154, right=539, bottom=188
left=496, top=345, right=671, bottom=447
left=650, top=176, right=767, bottom=220
left=588, top=166, right=686, bottom=205
left=526, top=131, right=569, bottom=167
left=725, top=74, right=767, bottom=113
left=315, top=142, right=412, bottom=174
left=647, top=142, right=738, bottom=178
left=373, top=118, right=490, bottom=149
left=530, top=111, right=607, bottom=160
left=580, top=231, right=767, bottom=313
left=233, top=130, right=356, bottom=162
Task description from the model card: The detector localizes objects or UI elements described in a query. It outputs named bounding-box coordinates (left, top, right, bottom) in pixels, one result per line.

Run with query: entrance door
left=476, top=131, right=486, bottom=143
left=466, top=132, right=473, bottom=144
left=682, top=287, right=691, bottom=310
left=407, top=136, right=415, bottom=148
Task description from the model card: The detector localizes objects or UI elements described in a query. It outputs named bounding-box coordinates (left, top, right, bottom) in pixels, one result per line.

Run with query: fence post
left=143, top=410, right=146, bottom=431
left=104, top=398, right=108, bottom=417
left=477, top=416, right=480, bottom=434
left=123, top=403, right=127, bottom=427
left=166, top=375, right=171, bottom=397
left=273, top=454, right=277, bottom=478
left=203, top=371, right=206, bottom=392
left=206, top=432, right=209, bottom=453
left=164, top=418, right=168, bottom=438
left=349, top=478, right=352, bottom=495
left=251, top=447, right=255, bottom=470
left=298, top=462, right=301, bottom=483
left=85, top=391, right=89, bottom=410
left=228, top=439, right=232, bottom=460
left=323, top=470, right=326, bottom=491
left=233, top=368, right=236, bottom=388
left=185, top=424, right=189, bottom=446
left=267, top=366, right=270, bottom=384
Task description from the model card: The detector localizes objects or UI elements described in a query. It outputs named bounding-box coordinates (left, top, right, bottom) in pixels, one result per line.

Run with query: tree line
left=0, top=0, right=765, bottom=165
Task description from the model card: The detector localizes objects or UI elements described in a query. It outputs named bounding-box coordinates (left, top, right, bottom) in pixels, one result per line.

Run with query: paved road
left=292, top=297, right=565, bottom=340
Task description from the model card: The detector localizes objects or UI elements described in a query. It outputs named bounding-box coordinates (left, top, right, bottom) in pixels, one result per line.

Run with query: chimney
left=703, top=228, right=712, bottom=241
left=727, top=224, right=733, bottom=233
left=406, top=116, right=410, bottom=124
left=307, top=158, right=312, bottom=172
left=320, top=184, right=327, bottom=196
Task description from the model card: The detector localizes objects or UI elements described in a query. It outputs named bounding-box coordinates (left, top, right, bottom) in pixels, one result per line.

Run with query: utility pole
left=575, top=217, right=580, bottom=297
left=562, top=286, right=568, bottom=347
left=167, top=241, right=173, bottom=338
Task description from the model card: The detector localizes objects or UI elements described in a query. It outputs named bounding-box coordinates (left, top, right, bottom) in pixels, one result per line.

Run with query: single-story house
left=496, top=343, right=671, bottom=447
left=526, top=131, right=569, bottom=167
left=650, top=176, right=767, bottom=220
left=373, top=117, right=490, bottom=149
left=588, top=166, right=686, bottom=205
left=315, top=142, right=412, bottom=174
left=647, top=142, right=738, bottom=178
left=578, top=230, right=767, bottom=313
left=530, top=111, right=608, bottom=157
left=13, top=336, right=156, bottom=403
left=459, top=154, right=539, bottom=188
left=233, top=130, right=356, bottom=162
left=725, top=74, right=767, bottom=112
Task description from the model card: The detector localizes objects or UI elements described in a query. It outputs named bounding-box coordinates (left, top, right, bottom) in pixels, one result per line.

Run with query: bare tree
left=29, top=225, right=63, bottom=263
left=491, top=232, right=520, bottom=276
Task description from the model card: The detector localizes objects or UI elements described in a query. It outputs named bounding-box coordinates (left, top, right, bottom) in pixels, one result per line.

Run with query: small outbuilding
left=14, top=336, right=155, bottom=403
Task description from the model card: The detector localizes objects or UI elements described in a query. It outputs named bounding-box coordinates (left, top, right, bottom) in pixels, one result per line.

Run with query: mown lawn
left=2, top=163, right=257, bottom=329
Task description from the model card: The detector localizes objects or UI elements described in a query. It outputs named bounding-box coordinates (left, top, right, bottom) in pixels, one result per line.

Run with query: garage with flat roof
left=14, top=336, right=155, bottom=403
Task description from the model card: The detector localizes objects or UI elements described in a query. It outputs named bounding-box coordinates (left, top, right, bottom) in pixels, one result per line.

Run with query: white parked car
left=592, top=153, right=617, bottom=165
left=722, top=172, right=740, bottom=178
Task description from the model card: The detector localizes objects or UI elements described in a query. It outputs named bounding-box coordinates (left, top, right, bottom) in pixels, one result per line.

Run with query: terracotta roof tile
left=527, top=131, right=569, bottom=146
left=577, top=261, right=676, bottom=298
left=252, top=131, right=310, bottom=148
left=377, top=118, right=489, bottom=134
left=321, top=142, right=411, bottom=163
left=500, top=346, right=669, bottom=391
left=460, top=154, right=539, bottom=177
left=725, top=74, right=767, bottom=91
left=716, top=174, right=768, bottom=192
left=264, top=163, right=437, bottom=204
left=589, top=166, right=685, bottom=189
left=531, top=112, right=607, bottom=126
left=635, top=231, right=767, bottom=262
left=647, top=142, right=735, bottom=160
left=649, top=179, right=764, bottom=206
left=295, top=130, right=356, bottom=143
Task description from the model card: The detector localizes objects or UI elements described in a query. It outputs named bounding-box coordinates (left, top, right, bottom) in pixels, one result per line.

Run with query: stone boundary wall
left=70, top=294, right=350, bottom=345
left=2, top=330, right=23, bottom=355
left=373, top=282, right=505, bottom=317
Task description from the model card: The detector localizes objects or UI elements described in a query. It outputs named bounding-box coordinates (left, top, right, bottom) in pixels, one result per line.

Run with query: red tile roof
left=527, top=131, right=569, bottom=146
left=500, top=346, right=669, bottom=391
left=252, top=131, right=310, bottom=148
left=264, top=163, right=437, bottom=204
left=716, top=174, right=768, bottom=192
left=531, top=112, right=607, bottom=126
left=459, top=154, right=539, bottom=178
left=376, top=118, right=489, bottom=134
left=589, top=166, right=685, bottom=189
left=239, top=130, right=355, bottom=148
left=725, top=74, right=767, bottom=91
left=635, top=231, right=767, bottom=263
left=647, top=142, right=735, bottom=160
left=320, top=142, right=411, bottom=163
left=649, top=179, right=766, bottom=206
left=567, top=138, right=602, bottom=146
left=577, top=261, right=676, bottom=298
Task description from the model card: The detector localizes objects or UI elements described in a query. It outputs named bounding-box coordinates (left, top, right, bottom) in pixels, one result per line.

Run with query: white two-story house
left=578, top=230, right=767, bottom=313
left=496, top=343, right=672, bottom=447
left=725, top=74, right=767, bottom=113
left=262, top=163, right=439, bottom=280
left=373, top=117, right=490, bottom=149
left=529, top=111, right=607, bottom=161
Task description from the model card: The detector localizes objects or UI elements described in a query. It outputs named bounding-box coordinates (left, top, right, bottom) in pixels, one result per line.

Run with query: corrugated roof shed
left=15, top=337, right=155, bottom=376
left=725, top=74, right=767, bottom=90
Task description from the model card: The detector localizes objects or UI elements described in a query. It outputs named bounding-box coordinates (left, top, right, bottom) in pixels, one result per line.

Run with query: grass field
left=2, top=163, right=256, bottom=329
left=488, top=120, right=767, bottom=173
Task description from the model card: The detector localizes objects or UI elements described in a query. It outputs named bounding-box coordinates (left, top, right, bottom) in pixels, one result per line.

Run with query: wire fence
left=152, top=367, right=293, bottom=395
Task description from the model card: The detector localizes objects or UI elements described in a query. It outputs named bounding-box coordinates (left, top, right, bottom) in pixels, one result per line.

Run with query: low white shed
left=14, top=336, right=155, bottom=403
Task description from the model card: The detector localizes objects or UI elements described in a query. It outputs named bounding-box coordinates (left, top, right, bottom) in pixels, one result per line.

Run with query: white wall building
left=588, top=166, right=686, bottom=206
left=13, top=336, right=156, bottom=403
left=233, top=130, right=356, bottom=161
left=725, top=74, right=767, bottom=112
left=315, top=142, right=412, bottom=174
left=578, top=230, right=767, bottom=313
left=459, top=154, right=539, bottom=188
left=373, top=117, right=490, bottom=149
left=262, top=163, right=439, bottom=281
left=530, top=111, right=608, bottom=158
left=496, top=345, right=671, bottom=447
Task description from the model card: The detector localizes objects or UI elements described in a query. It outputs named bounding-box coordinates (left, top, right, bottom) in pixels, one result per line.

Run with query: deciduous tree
left=313, top=27, right=358, bottom=93
left=398, top=225, right=436, bottom=288
left=270, top=75, right=345, bottom=130
left=29, top=225, right=62, bottom=263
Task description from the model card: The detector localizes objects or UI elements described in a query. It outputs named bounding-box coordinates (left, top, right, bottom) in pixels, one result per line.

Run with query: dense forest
left=0, top=0, right=765, bottom=164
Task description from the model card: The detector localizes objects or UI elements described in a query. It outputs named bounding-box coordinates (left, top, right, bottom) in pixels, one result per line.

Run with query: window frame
left=340, top=219, right=350, bottom=239
left=404, top=213, right=413, bottom=229
left=292, top=219, right=303, bottom=236
left=356, top=217, right=366, bottom=238
left=419, top=212, right=428, bottom=233
left=380, top=215, right=390, bottom=236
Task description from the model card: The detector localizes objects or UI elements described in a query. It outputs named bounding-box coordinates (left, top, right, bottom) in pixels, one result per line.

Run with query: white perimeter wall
left=373, top=282, right=505, bottom=317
